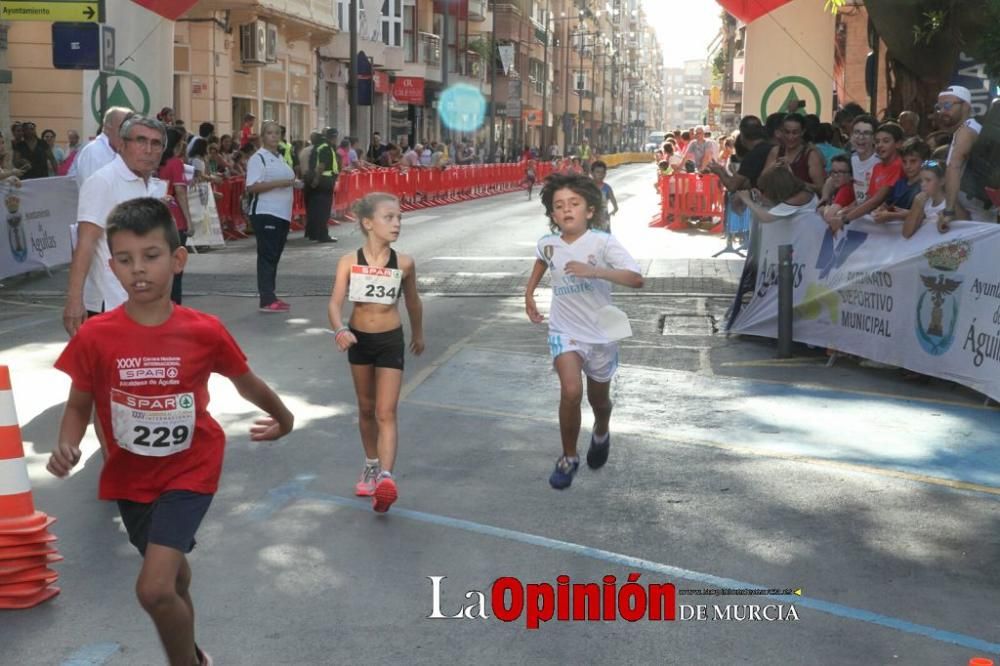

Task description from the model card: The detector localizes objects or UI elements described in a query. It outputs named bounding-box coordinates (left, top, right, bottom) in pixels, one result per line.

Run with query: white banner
left=83, top=3, right=174, bottom=128
left=731, top=213, right=1000, bottom=401
left=0, top=178, right=77, bottom=280
left=186, top=183, right=226, bottom=248
left=498, top=44, right=515, bottom=76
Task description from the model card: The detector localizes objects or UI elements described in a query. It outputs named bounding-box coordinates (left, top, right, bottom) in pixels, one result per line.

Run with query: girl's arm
left=401, top=255, right=424, bottom=355
left=47, top=386, right=93, bottom=477
left=525, top=259, right=548, bottom=323
left=230, top=371, right=294, bottom=441
left=328, top=253, right=357, bottom=351
left=901, top=193, right=927, bottom=238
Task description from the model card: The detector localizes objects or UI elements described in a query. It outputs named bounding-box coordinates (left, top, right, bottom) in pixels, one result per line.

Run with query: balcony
left=421, top=32, right=441, bottom=67
left=396, top=32, right=443, bottom=83
left=468, top=0, right=488, bottom=21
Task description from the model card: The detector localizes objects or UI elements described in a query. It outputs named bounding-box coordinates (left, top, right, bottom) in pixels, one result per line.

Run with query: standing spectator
left=63, top=114, right=167, bottom=334
left=420, top=142, right=433, bottom=166
left=937, top=85, right=992, bottom=223
left=764, top=114, right=826, bottom=193
left=246, top=120, right=303, bottom=312
left=10, top=122, right=23, bottom=145
left=814, top=123, right=846, bottom=172
left=156, top=106, right=175, bottom=125
left=367, top=132, right=386, bottom=163
left=278, top=125, right=294, bottom=168
left=707, top=116, right=774, bottom=191
left=13, top=121, right=57, bottom=179
left=157, top=128, right=192, bottom=304
left=298, top=132, right=318, bottom=179
left=0, top=133, right=27, bottom=181
left=337, top=138, right=353, bottom=170
left=219, top=133, right=235, bottom=157
left=400, top=143, right=421, bottom=168
left=70, top=106, right=131, bottom=187
left=379, top=143, right=401, bottom=168
left=848, top=114, right=880, bottom=204
left=899, top=111, right=920, bottom=139
left=41, top=129, right=65, bottom=172
left=58, top=129, right=82, bottom=176
left=549, top=142, right=562, bottom=161
left=681, top=127, right=716, bottom=172
left=239, top=112, right=256, bottom=147
left=305, top=129, right=338, bottom=243
left=187, top=121, right=214, bottom=157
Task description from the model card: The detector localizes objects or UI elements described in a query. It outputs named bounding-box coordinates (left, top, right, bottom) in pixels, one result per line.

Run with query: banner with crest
left=0, top=177, right=76, bottom=280
left=730, top=212, right=1000, bottom=401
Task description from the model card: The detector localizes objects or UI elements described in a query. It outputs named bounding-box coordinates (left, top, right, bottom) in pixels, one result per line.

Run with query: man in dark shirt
left=706, top=122, right=772, bottom=191
left=13, top=122, right=56, bottom=179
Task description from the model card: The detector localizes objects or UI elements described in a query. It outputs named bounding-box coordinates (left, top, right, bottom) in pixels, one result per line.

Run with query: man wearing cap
left=937, top=85, right=992, bottom=223
left=305, top=128, right=338, bottom=243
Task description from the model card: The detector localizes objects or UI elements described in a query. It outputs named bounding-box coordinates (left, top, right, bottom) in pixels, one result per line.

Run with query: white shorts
left=547, top=333, right=619, bottom=382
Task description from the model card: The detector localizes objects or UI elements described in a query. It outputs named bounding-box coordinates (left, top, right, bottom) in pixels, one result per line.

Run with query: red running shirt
left=55, top=306, right=249, bottom=502
left=868, top=156, right=904, bottom=198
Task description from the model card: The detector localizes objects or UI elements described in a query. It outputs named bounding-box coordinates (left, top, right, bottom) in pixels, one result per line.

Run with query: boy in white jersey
left=524, top=174, right=644, bottom=489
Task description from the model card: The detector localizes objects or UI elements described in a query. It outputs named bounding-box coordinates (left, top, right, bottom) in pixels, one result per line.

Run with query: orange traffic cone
left=0, top=366, right=61, bottom=609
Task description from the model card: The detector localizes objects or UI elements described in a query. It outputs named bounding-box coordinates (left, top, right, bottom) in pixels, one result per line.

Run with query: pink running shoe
left=259, top=301, right=290, bottom=313
left=354, top=465, right=379, bottom=497
left=372, top=474, right=398, bottom=513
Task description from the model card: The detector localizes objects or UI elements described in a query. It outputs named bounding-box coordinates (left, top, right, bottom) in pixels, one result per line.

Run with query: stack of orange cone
left=0, top=366, right=61, bottom=609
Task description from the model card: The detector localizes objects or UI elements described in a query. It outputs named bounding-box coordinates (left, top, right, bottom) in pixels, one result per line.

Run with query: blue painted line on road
left=255, top=477, right=1000, bottom=655
left=61, top=642, right=120, bottom=666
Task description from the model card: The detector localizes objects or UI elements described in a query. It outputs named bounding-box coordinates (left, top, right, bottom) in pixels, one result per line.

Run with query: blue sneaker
left=587, top=432, right=610, bottom=469
left=549, top=456, right=579, bottom=490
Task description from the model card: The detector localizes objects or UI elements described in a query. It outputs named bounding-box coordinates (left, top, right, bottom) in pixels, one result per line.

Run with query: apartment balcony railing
left=420, top=32, right=441, bottom=66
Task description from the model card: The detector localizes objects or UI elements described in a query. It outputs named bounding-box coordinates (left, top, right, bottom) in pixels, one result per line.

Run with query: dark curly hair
left=540, top=173, right=604, bottom=233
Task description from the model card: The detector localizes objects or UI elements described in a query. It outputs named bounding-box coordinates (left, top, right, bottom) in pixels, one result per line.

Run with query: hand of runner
left=335, top=330, right=357, bottom=351
left=409, top=336, right=425, bottom=355
left=564, top=261, right=596, bottom=279
left=249, top=416, right=289, bottom=441
left=47, top=442, right=81, bottom=478
left=525, top=296, right=544, bottom=324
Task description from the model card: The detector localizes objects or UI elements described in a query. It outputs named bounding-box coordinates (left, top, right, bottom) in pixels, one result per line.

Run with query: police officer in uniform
left=306, top=127, right=339, bottom=243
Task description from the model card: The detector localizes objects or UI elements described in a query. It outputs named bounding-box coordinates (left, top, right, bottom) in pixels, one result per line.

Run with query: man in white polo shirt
left=63, top=114, right=167, bottom=334
left=68, top=106, right=131, bottom=187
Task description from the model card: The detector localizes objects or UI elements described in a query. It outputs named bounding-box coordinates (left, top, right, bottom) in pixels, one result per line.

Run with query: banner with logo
left=393, top=77, right=425, bottom=105
left=730, top=213, right=1000, bottom=401
left=0, top=178, right=76, bottom=280
left=83, top=1, right=174, bottom=128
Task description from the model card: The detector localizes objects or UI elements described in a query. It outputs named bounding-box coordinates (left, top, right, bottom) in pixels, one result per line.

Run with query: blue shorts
left=117, top=490, right=213, bottom=556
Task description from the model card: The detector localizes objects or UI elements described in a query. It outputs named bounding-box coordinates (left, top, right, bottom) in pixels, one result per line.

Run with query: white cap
left=939, top=85, right=972, bottom=104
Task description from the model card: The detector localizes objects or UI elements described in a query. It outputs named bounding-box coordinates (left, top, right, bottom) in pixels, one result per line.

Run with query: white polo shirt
left=77, top=155, right=166, bottom=312
left=536, top=230, right=641, bottom=344
left=69, top=133, right=116, bottom=187
left=245, top=148, right=295, bottom=221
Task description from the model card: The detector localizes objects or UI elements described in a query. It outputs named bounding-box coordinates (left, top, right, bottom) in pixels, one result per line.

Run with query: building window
left=574, top=71, right=588, bottom=93
left=336, top=0, right=348, bottom=30
left=382, top=0, right=402, bottom=47
left=403, top=4, right=415, bottom=62
left=263, top=100, right=281, bottom=123
left=529, top=58, right=544, bottom=95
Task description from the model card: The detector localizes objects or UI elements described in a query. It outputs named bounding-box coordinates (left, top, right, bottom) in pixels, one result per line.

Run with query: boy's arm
left=47, top=387, right=93, bottom=477
left=401, top=256, right=424, bottom=355
left=525, top=259, right=548, bottom=323
left=230, top=371, right=294, bottom=441
left=901, top=193, right=927, bottom=239
left=843, top=186, right=891, bottom=222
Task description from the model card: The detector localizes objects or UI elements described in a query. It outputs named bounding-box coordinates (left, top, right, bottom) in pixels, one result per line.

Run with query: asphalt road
left=2, top=164, right=999, bottom=665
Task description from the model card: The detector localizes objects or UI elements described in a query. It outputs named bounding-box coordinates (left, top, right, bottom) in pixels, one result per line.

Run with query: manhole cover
left=659, top=314, right=717, bottom=336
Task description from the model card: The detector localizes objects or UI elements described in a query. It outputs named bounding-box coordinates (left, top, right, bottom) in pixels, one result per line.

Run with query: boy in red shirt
left=47, top=198, right=294, bottom=666
left=831, top=122, right=904, bottom=232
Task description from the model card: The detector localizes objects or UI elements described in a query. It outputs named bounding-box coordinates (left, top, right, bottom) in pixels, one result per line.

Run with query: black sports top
left=356, top=247, right=398, bottom=269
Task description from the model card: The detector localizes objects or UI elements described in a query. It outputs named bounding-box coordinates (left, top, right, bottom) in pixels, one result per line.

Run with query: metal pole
left=441, top=0, right=450, bottom=146
left=349, top=0, right=358, bottom=135
left=777, top=243, right=794, bottom=358
left=540, top=1, right=549, bottom=159
left=488, top=1, right=497, bottom=162
left=369, top=55, right=376, bottom=139
left=562, top=24, right=570, bottom=154
left=577, top=35, right=583, bottom=149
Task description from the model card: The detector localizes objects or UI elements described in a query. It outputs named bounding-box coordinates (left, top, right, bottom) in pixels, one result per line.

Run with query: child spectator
left=873, top=137, right=931, bottom=224
left=832, top=121, right=904, bottom=231
left=902, top=160, right=949, bottom=238
left=820, top=154, right=856, bottom=223
left=736, top=166, right=818, bottom=223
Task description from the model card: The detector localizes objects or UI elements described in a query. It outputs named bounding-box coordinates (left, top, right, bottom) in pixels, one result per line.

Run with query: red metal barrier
left=651, top=172, right=725, bottom=233
left=213, top=177, right=249, bottom=240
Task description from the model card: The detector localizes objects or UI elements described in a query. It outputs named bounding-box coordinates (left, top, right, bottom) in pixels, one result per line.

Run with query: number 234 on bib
left=349, top=265, right=403, bottom=304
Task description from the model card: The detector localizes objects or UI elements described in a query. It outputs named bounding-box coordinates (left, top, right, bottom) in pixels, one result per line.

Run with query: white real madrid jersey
left=536, top=230, right=641, bottom=344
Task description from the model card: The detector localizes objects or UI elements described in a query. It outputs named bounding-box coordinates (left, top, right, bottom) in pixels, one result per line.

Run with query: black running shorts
left=348, top=326, right=405, bottom=370
left=117, top=490, right=213, bottom=556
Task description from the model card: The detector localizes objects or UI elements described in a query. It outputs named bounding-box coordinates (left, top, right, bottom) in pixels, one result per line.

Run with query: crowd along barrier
left=651, top=172, right=726, bottom=233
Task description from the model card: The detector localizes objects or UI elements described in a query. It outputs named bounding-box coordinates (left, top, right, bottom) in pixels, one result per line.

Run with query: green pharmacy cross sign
left=90, top=69, right=150, bottom=125
left=761, top=75, right=822, bottom=118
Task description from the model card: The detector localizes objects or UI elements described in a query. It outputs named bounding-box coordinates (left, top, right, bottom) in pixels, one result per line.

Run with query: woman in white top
left=246, top=120, right=303, bottom=313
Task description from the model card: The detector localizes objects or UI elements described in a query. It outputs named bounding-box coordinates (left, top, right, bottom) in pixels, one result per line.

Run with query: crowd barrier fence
left=651, top=172, right=726, bottom=234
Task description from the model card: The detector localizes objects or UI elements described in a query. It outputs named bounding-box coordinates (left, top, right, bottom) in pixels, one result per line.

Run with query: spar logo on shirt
left=116, top=356, right=182, bottom=387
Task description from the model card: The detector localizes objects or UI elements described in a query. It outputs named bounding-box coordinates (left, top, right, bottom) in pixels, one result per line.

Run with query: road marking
left=398, top=315, right=502, bottom=401
left=401, top=397, right=1000, bottom=497
left=253, top=477, right=1000, bottom=655
left=61, top=642, right=120, bottom=666
left=0, top=297, right=62, bottom=310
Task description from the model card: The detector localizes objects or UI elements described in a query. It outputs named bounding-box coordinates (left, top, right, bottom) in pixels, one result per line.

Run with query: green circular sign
left=760, top=75, right=822, bottom=119
left=90, top=69, right=151, bottom=124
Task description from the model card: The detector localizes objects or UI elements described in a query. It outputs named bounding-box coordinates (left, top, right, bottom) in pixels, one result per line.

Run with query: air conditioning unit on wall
left=240, top=21, right=267, bottom=65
